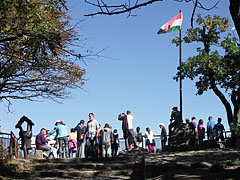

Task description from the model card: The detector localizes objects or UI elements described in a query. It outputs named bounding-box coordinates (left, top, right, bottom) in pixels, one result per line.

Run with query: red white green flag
left=157, top=12, right=183, bottom=34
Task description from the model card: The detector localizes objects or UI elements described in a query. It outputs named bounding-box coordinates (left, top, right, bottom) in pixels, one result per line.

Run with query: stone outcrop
left=1, top=148, right=240, bottom=179
left=168, top=123, right=196, bottom=151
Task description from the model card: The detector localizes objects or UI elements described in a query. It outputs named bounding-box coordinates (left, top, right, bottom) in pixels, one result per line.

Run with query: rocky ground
left=1, top=148, right=240, bottom=179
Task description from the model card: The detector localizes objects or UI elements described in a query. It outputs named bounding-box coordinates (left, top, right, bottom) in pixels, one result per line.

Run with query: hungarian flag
left=157, top=12, right=183, bottom=34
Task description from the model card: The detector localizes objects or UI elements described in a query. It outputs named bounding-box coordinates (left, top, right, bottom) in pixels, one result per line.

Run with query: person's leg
left=64, top=136, right=69, bottom=158
left=80, top=141, right=85, bottom=158
left=161, top=140, right=164, bottom=152
left=50, top=146, right=58, bottom=158
left=102, top=144, right=106, bottom=157
left=151, top=144, right=154, bottom=153
left=77, top=141, right=81, bottom=158
left=58, top=138, right=63, bottom=158
left=73, top=151, right=76, bottom=158
left=106, top=143, right=111, bottom=157
left=39, top=145, right=51, bottom=158
left=129, top=129, right=136, bottom=147
left=115, top=145, right=118, bottom=156
left=125, top=136, right=129, bottom=150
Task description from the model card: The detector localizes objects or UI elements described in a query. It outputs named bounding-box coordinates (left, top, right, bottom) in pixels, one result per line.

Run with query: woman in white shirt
left=145, top=127, right=155, bottom=153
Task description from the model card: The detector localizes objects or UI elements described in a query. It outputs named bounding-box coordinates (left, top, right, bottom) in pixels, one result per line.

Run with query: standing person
left=126, top=110, right=136, bottom=150
left=36, top=128, right=57, bottom=158
left=101, top=123, right=112, bottom=158
left=68, top=128, right=77, bottom=158
left=207, top=116, right=215, bottom=140
left=118, top=112, right=129, bottom=150
left=111, top=129, right=119, bottom=157
left=86, top=113, right=100, bottom=157
left=169, top=107, right=182, bottom=137
left=145, top=127, right=155, bottom=153
left=135, top=127, right=143, bottom=148
left=49, top=120, right=69, bottom=158
left=170, top=107, right=182, bottom=124
left=191, top=117, right=198, bottom=144
left=159, top=123, right=167, bottom=152
left=214, top=118, right=225, bottom=142
left=197, top=119, right=205, bottom=145
left=230, top=116, right=240, bottom=146
left=74, top=120, right=87, bottom=158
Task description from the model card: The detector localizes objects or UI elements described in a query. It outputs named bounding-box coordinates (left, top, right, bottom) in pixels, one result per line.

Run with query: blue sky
left=0, top=0, right=233, bottom=137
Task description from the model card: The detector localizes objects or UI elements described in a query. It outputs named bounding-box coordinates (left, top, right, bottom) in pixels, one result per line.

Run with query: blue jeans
left=58, top=136, right=69, bottom=158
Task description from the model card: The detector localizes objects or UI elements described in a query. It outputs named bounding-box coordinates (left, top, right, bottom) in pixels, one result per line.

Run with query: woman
left=197, top=119, right=205, bottom=145
left=111, top=129, right=119, bottom=157
left=49, top=120, right=69, bottom=158
left=145, top=127, right=155, bottom=153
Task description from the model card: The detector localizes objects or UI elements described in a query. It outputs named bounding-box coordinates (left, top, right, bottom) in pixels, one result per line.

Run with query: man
left=101, top=123, right=112, bottom=157
left=36, top=128, right=57, bottom=158
left=118, top=112, right=129, bottom=150
left=214, top=118, right=225, bottom=142
left=207, top=116, right=215, bottom=140
left=159, top=123, right=167, bottom=152
left=191, top=117, right=198, bottom=139
left=126, top=110, right=136, bottom=149
left=86, top=113, right=100, bottom=157
left=74, top=120, right=87, bottom=158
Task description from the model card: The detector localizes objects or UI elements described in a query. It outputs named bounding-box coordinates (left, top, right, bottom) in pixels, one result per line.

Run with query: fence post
left=10, top=131, right=13, bottom=159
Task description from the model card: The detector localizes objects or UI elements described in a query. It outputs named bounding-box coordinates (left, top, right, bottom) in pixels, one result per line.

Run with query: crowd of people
left=34, top=107, right=240, bottom=159
left=170, top=107, right=240, bottom=147
left=35, top=110, right=168, bottom=159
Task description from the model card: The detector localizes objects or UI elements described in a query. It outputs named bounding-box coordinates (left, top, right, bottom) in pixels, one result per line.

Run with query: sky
left=0, top=0, right=233, bottom=138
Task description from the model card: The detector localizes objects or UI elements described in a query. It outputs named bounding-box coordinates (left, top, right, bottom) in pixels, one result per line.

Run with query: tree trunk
left=208, top=68, right=233, bottom=125
left=230, top=0, right=240, bottom=39
left=232, top=92, right=240, bottom=123
left=234, top=106, right=240, bottom=123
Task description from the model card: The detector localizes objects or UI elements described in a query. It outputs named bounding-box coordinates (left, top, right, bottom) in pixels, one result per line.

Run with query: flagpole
left=179, top=10, right=183, bottom=121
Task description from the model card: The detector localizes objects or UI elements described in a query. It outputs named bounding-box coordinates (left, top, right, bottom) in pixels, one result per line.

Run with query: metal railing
left=118, top=130, right=232, bottom=151
left=0, top=131, right=18, bottom=159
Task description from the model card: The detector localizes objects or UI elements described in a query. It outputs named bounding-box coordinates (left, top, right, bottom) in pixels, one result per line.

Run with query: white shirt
left=127, top=115, right=133, bottom=129
left=145, top=131, right=154, bottom=143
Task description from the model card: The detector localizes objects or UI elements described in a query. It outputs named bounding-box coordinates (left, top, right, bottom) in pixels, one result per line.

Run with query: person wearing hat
left=49, top=120, right=69, bottom=158
left=159, top=123, right=167, bottom=152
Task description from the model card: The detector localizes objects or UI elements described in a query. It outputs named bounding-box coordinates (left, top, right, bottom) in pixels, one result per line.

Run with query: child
left=68, top=128, right=77, bottom=158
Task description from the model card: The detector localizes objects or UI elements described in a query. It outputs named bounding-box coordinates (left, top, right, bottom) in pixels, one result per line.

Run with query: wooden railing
left=0, top=131, right=18, bottom=159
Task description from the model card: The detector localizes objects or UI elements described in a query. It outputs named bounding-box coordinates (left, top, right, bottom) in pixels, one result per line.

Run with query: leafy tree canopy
left=0, top=0, right=89, bottom=107
left=173, top=14, right=240, bottom=124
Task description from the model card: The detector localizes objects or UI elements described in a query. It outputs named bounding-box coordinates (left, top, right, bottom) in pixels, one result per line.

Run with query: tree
left=0, top=0, right=94, bottom=108
left=173, top=14, right=240, bottom=125
left=84, top=0, right=240, bottom=39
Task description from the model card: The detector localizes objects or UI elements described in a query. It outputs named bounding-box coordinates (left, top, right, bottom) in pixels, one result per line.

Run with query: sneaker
left=43, top=152, right=48, bottom=157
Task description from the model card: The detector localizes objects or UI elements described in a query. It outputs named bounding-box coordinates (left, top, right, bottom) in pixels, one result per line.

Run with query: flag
left=157, top=12, right=183, bottom=34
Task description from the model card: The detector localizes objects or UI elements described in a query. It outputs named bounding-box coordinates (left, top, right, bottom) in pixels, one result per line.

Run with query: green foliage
left=173, top=14, right=240, bottom=96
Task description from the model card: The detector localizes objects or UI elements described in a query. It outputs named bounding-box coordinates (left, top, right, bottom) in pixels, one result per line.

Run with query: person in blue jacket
left=49, top=120, right=69, bottom=158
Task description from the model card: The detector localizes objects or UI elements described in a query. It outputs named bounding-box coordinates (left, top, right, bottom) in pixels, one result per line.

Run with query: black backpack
left=77, top=125, right=87, bottom=141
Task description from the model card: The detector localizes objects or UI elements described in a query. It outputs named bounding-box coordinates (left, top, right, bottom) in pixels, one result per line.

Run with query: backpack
left=136, top=132, right=143, bottom=142
left=77, top=125, right=87, bottom=141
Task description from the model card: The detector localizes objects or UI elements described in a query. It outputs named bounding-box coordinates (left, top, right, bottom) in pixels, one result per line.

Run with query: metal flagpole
left=179, top=10, right=183, bottom=121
